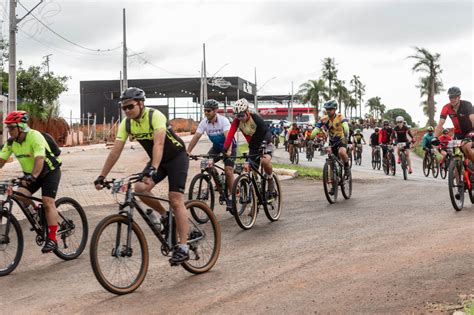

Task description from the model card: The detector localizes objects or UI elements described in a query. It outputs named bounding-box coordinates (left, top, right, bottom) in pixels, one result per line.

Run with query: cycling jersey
left=116, top=107, right=185, bottom=162
left=440, top=100, right=473, bottom=136
left=438, top=134, right=453, bottom=149
left=224, top=113, right=272, bottom=151
left=370, top=133, right=380, bottom=146
left=304, top=131, right=312, bottom=140
left=353, top=134, right=365, bottom=144
left=196, top=114, right=236, bottom=151
left=313, top=113, right=348, bottom=144
left=379, top=127, right=393, bottom=144
left=0, top=129, right=61, bottom=174
left=392, top=125, right=412, bottom=143
left=288, top=127, right=299, bottom=141
left=422, top=133, right=435, bottom=149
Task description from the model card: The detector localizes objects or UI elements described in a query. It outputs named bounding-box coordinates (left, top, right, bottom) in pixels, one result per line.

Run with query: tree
left=383, top=108, right=414, bottom=126
left=365, top=96, right=386, bottom=120
left=350, top=75, right=365, bottom=118
left=298, top=79, right=327, bottom=121
left=321, top=57, right=338, bottom=99
left=408, top=46, right=443, bottom=127
left=417, top=76, right=443, bottom=124
left=333, top=79, right=349, bottom=113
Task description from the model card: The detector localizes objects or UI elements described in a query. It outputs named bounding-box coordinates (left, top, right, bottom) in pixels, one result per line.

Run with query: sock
left=178, top=244, right=188, bottom=253
left=48, top=225, right=58, bottom=242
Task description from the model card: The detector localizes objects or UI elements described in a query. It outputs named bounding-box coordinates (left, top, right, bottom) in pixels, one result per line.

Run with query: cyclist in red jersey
left=435, top=86, right=474, bottom=162
left=437, top=129, right=453, bottom=167
left=379, top=120, right=393, bottom=159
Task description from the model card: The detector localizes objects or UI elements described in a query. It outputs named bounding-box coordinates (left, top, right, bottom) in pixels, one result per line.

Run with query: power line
left=128, top=48, right=196, bottom=77
left=17, top=0, right=121, bottom=53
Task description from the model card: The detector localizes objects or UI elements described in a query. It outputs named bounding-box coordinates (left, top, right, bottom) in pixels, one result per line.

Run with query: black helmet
left=323, top=100, right=338, bottom=110
left=383, top=120, right=389, bottom=126
left=447, top=86, right=461, bottom=97
left=375, top=127, right=380, bottom=132
left=120, top=87, right=146, bottom=102
left=204, top=99, right=219, bottom=110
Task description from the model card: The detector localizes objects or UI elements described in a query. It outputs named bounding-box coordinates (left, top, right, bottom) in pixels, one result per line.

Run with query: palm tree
left=350, top=75, right=365, bottom=118
left=417, top=75, right=443, bottom=123
left=321, top=57, right=338, bottom=99
left=408, top=47, right=443, bottom=127
left=298, top=79, right=327, bottom=121
left=333, top=80, right=349, bottom=113
left=365, top=96, right=385, bottom=120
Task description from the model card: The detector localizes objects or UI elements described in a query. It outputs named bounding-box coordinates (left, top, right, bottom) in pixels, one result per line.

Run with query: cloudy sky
left=3, top=0, right=473, bottom=125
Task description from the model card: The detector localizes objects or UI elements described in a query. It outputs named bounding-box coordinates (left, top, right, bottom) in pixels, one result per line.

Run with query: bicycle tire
left=323, top=161, right=338, bottom=204
left=295, top=150, right=299, bottom=165
left=53, top=197, right=89, bottom=261
left=231, top=174, right=257, bottom=230
left=182, top=200, right=221, bottom=274
left=376, top=150, right=381, bottom=170
left=383, top=155, right=389, bottom=175
left=448, top=159, right=464, bottom=211
left=188, top=173, right=214, bottom=223
left=90, top=214, right=149, bottom=295
left=431, top=155, right=440, bottom=178
left=401, top=152, right=407, bottom=180
left=263, top=173, right=282, bottom=221
left=0, top=210, right=24, bottom=276
left=390, top=153, right=396, bottom=176
left=422, top=155, right=430, bottom=177
left=341, top=167, right=352, bottom=200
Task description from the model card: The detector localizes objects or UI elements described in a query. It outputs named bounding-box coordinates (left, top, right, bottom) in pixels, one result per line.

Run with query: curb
left=274, top=168, right=298, bottom=179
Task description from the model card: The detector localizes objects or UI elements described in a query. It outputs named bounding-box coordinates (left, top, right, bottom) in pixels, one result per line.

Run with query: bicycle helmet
left=442, top=129, right=449, bottom=134
left=355, top=128, right=361, bottom=133
left=323, top=100, right=338, bottom=110
left=383, top=120, right=389, bottom=126
left=374, top=127, right=380, bottom=132
left=395, top=116, right=404, bottom=123
left=120, top=87, right=146, bottom=102
left=447, top=86, right=461, bottom=97
left=4, top=111, right=29, bottom=124
left=233, top=98, right=249, bottom=114
left=426, top=126, right=434, bottom=132
left=204, top=99, right=219, bottom=110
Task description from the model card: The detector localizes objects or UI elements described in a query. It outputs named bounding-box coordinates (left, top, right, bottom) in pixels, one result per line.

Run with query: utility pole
left=202, top=43, right=207, bottom=102
left=199, top=61, right=204, bottom=120
left=254, top=67, right=258, bottom=112
left=8, top=0, right=43, bottom=113
left=122, top=8, right=128, bottom=92
left=290, top=81, right=294, bottom=122
left=42, top=54, right=52, bottom=73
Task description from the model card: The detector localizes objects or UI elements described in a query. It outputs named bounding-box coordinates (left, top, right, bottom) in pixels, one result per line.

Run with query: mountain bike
left=322, top=142, right=352, bottom=204
left=422, top=148, right=440, bottom=178
left=354, top=144, right=363, bottom=166
left=397, top=142, right=409, bottom=180
left=290, top=140, right=299, bottom=164
left=371, top=145, right=381, bottom=170
left=382, top=144, right=396, bottom=176
left=90, top=172, right=221, bottom=295
left=272, top=134, right=280, bottom=149
left=306, top=140, right=315, bottom=162
left=231, top=145, right=282, bottom=230
left=0, top=178, right=88, bottom=276
left=439, top=148, right=452, bottom=180
left=188, top=155, right=235, bottom=220
left=446, top=140, right=474, bottom=211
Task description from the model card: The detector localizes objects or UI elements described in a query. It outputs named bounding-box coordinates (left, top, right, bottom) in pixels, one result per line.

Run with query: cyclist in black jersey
left=391, top=116, right=415, bottom=174
left=94, top=87, right=190, bottom=265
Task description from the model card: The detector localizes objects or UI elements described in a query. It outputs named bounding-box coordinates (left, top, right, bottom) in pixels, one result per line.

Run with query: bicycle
left=0, top=178, right=88, bottom=276
left=322, top=142, right=352, bottom=204
left=439, top=148, right=452, bottom=180
left=272, top=134, right=280, bottom=149
left=371, top=145, right=381, bottom=170
left=354, top=144, right=363, bottom=166
left=445, top=140, right=474, bottom=211
left=346, top=144, right=353, bottom=168
left=422, top=148, right=440, bottom=178
left=397, top=142, right=409, bottom=180
left=188, top=155, right=235, bottom=220
left=289, top=140, right=299, bottom=164
left=90, top=172, right=221, bottom=295
left=231, top=146, right=282, bottom=230
left=306, top=140, right=315, bottom=162
left=382, top=144, right=396, bottom=176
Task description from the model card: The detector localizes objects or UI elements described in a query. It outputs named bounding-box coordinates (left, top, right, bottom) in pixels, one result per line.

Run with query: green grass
left=413, top=144, right=442, bottom=160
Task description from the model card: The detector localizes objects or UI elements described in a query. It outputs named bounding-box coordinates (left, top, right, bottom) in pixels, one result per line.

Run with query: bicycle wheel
left=376, top=151, right=381, bottom=170
left=231, top=174, right=257, bottom=230
left=401, top=152, right=407, bottom=180
left=0, top=210, right=23, bottom=276
left=90, top=214, right=149, bottom=295
left=431, top=156, right=440, bottom=178
left=390, top=153, right=396, bottom=176
left=53, top=197, right=88, bottom=261
left=323, top=161, right=338, bottom=204
left=422, top=155, right=430, bottom=177
left=448, top=159, right=464, bottom=211
left=295, top=150, right=299, bottom=164
left=188, top=173, right=214, bottom=223
left=341, top=166, right=352, bottom=200
left=371, top=152, right=376, bottom=170
left=263, top=173, right=282, bottom=221
left=383, top=155, right=389, bottom=175
left=440, top=161, right=447, bottom=179
left=182, top=200, right=221, bottom=274
left=348, top=151, right=353, bottom=168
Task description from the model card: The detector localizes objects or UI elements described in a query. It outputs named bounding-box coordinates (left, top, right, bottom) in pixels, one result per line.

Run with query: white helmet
left=234, top=98, right=249, bottom=114
left=395, top=116, right=404, bottom=123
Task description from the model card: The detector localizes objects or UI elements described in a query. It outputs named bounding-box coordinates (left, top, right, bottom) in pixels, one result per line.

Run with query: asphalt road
left=0, top=130, right=472, bottom=314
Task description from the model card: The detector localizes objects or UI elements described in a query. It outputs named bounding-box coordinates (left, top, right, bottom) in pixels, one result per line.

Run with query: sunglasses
left=204, top=109, right=213, bottom=113
left=121, top=103, right=138, bottom=111
left=236, top=112, right=246, bottom=119
left=449, top=96, right=459, bottom=100
left=6, top=124, right=18, bottom=130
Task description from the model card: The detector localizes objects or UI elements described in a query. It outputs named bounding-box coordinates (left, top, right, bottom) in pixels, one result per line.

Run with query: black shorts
left=249, top=143, right=274, bottom=167
left=21, top=168, right=61, bottom=199
left=144, top=151, right=188, bottom=194
left=208, top=146, right=236, bottom=167
left=330, top=142, right=347, bottom=156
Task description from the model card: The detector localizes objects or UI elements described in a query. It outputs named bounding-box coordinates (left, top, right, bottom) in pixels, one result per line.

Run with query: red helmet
left=4, top=111, right=29, bottom=124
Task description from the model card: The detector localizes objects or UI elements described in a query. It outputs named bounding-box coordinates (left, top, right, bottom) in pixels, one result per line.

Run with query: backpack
left=125, top=108, right=155, bottom=135
left=42, top=132, right=61, bottom=157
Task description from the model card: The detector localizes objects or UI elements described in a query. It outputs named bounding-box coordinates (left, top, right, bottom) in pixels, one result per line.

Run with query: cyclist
left=287, top=122, right=300, bottom=161
left=379, top=120, right=393, bottom=159
left=304, top=126, right=313, bottom=151
left=370, top=127, right=380, bottom=160
left=351, top=128, right=366, bottom=157
left=435, top=86, right=474, bottom=162
left=437, top=129, right=453, bottom=167
left=0, top=111, right=62, bottom=253
left=94, top=87, right=190, bottom=265
left=187, top=99, right=236, bottom=209
left=222, top=99, right=275, bottom=196
left=311, top=100, right=350, bottom=174
left=421, top=126, right=435, bottom=158
left=392, top=116, right=415, bottom=174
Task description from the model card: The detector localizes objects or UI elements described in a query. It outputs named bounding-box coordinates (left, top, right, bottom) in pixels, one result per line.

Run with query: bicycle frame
left=239, top=153, right=268, bottom=207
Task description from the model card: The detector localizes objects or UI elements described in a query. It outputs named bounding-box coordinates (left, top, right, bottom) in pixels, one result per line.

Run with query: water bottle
left=27, top=204, right=40, bottom=226
left=146, top=209, right=163, bottom=232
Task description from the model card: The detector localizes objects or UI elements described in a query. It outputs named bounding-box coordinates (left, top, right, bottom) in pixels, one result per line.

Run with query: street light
left=208, top=62, right=230, bottom=80
left=255, top=76, right=277, bottom=111
left=257, top=76, right=277, bottom=92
